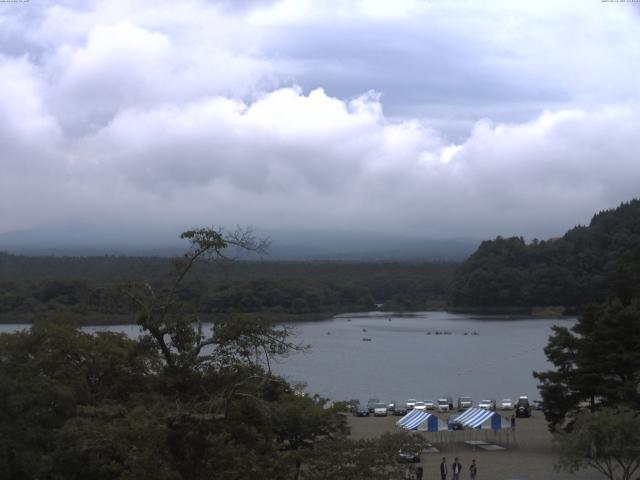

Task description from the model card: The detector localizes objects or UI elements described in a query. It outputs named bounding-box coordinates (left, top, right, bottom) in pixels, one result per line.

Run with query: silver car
left=406, top=398, right=417, bottom=410
left=478, top=399, right=496, bottom=411
left=500, top=398, right=514, bottom=410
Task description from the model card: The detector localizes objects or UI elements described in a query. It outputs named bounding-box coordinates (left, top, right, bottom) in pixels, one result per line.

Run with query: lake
left=0, top=311, right=571, bottom=404
left=270, top=311, right=571, bottom=403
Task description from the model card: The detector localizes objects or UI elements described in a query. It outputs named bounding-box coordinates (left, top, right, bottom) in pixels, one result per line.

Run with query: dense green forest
left=451, top=199, right=640, bottom=309
left=0, top=254, right=456, bottom=323
left=4, top=199, right=640, bottom=322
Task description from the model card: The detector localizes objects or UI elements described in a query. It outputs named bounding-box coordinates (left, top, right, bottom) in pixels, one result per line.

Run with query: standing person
left=469, top=459, right=477, bottom=480
left=452, top=457, right=462, bottom=480
left=416, top=465, right=424, bottom=480
left=510, top=414, right=516, bottom=432
left=440, top=457, right=448, bottom=480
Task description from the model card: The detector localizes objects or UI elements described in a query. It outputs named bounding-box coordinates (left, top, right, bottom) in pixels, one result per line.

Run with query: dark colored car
left=445, top=396, right=454, bottom=410
left=353, top=404, right=370, bottom=417
left=347, top=399, right=361, bottom=413
left=457, top=396, right=473, bottom=411
left=394, top=404, right=408, bottom=416
left=367, top=398, right=379, bottom=413
left=447, top=415, right=463, bottom=430
left=515, top=398, right=531, bottom=418
left=397, top=449, right=421, bottom=463
left=533, top=400, right=544, bottom=411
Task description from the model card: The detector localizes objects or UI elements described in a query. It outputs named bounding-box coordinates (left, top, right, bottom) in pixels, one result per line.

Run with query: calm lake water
left=0, top=311, right=572, bottom=404
left=271, top=311, right=572, bottom=403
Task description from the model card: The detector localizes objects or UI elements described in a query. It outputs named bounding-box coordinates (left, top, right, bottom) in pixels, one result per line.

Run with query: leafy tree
left=302, top=432, right=428, bottom=480
left=123, top=227, right=270, bottom=369
left=534, top=299, right=640, bottom=431
left=0, top=320, right=158, bottom=480
left=555, top=407, right=640, bottom=480
left=49, top=403, right=180, bottom=480
left=608, top=246, right=640, bottom=306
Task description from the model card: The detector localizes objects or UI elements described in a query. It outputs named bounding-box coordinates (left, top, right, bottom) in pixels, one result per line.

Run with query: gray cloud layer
left=1, top=0, right=639, bottom=239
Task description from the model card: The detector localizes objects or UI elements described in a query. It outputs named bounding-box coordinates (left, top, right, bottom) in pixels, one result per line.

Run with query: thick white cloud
left=1, top=0, right=639, bottom=239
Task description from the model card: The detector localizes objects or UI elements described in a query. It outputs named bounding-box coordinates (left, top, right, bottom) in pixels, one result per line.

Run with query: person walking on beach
left=440, top=457, right=448, bottom=480
left=469, top=459, right=477, bottom=480
left=452, top=457, right=462, bottom=480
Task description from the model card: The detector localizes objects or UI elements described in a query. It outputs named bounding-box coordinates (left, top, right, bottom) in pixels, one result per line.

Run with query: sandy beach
left=348, top=410, right=602, bottom=480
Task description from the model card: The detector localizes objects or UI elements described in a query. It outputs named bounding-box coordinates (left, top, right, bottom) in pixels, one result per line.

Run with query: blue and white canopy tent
left=447, top=407, right=514, bottom=447
left=397, top=408, right=511, bottom=447
left=454, top=407, right=504, bottom=430
left=396, top=409, right=443, bottom=432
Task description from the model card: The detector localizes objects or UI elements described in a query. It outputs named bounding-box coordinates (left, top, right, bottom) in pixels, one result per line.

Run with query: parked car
left=437, top=398, right=450, bottom=412
left=397, top=449, right=421, bottom=463
left=406, top=398, right=417, bottom=410
left=533, top=400, right=544, bottom=411
left=457, top=396, right=473, bottom=411
left=374, top=402, right=388, bottom=416
left=387, top=401, right=397, bottom=413
left=394, top=403, right=408, bottom=416
left=367, top=398, right=379, bottom=413
left=353, top=404, right=370, bottom=417
left=515, top=398, right=531, bottom=418
left=424, top=399, right=435, bottom=410
left=478, top=399, right=496, bottom=411
left=348, top=399, right=361, bottom=413
left=414, top=401, right=427, bottom=411
left=500, top=398, right=513, bottom=410
left=447, top=415, right=463, bottom=430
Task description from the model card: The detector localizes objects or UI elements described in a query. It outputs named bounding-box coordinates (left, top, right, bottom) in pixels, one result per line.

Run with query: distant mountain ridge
left=451, top=199, right=640, bottom=308
left=0, top=224, right=479, bottom=261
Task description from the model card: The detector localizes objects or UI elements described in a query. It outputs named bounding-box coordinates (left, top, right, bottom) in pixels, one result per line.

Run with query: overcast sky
left=1, top=0, right=639, bottom=241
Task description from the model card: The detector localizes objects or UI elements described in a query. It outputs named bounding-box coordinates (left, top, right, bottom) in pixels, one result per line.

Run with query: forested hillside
left=451, top=199, right=640, bottom=308
left=0, top=254, right=456, bottom=323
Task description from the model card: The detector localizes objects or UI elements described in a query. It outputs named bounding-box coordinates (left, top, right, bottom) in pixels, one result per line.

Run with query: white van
left=374, top=402, right=388, bottom=416
left=437, top=398, right=450, bottom=412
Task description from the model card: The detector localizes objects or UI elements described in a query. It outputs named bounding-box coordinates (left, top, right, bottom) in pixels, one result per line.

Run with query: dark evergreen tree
left=534, top=299, right=640, bottom=431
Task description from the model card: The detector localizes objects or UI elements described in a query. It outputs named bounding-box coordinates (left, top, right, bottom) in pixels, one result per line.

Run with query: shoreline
left=0, top=306, right=577, bottom=326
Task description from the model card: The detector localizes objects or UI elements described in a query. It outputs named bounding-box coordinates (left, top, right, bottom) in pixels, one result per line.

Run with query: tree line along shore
left=2, top=198, right=639, bottom=324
